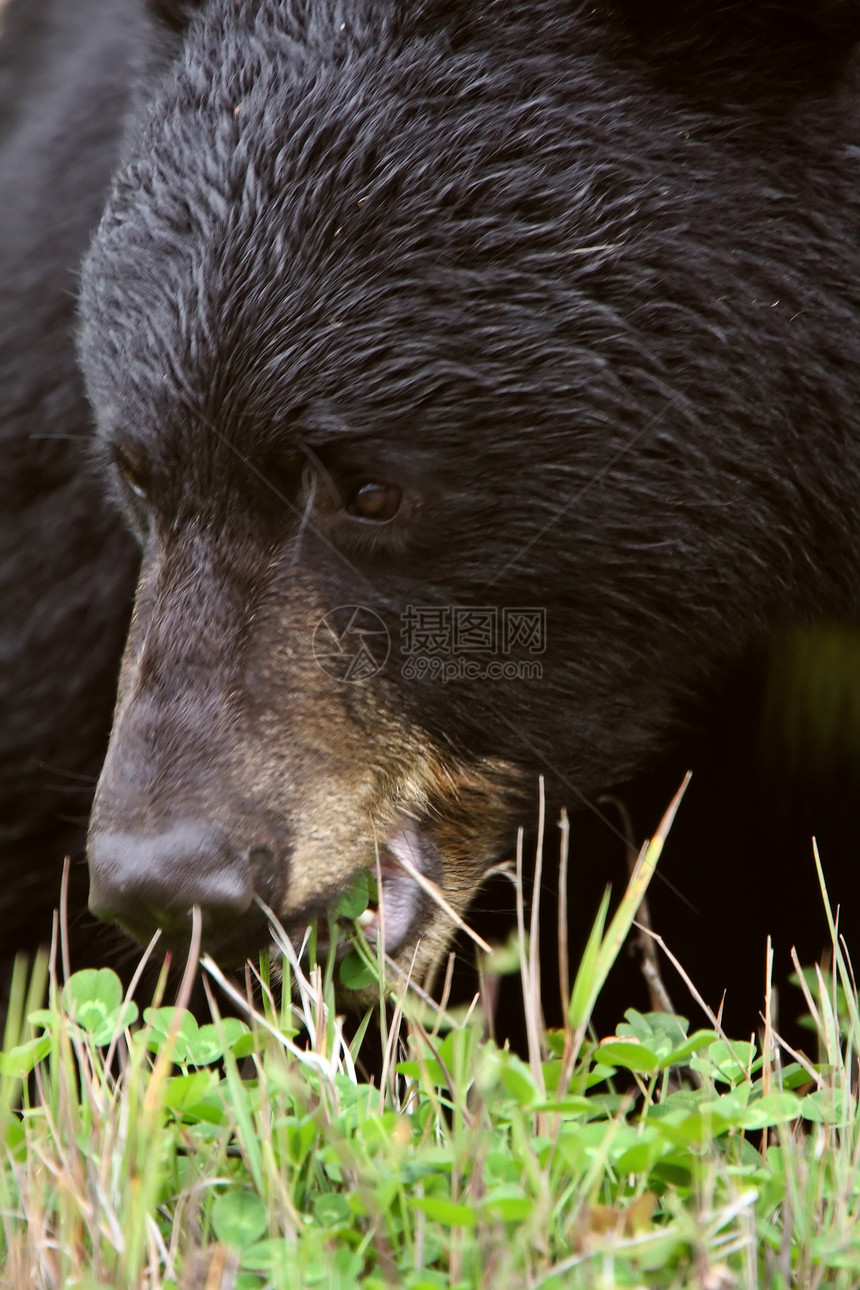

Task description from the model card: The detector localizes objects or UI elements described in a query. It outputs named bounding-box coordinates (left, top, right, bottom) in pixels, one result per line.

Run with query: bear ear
left=144, top=0, right=206, bottom=35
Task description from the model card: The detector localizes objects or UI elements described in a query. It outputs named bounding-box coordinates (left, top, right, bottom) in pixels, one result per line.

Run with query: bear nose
left=88, top=821, right=256, bottom=939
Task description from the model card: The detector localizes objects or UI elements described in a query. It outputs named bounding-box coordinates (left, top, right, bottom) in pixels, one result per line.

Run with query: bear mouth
left=350, top=820, right=436, bottom=955
left=277, top=818, right=439, bottom=966
left=112, top=819, right=439, bottom=972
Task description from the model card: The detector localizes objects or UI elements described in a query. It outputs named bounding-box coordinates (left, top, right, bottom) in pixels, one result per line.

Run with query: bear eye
left=346, top=481, right=402, bottom=522
left=113, top=446, right=150, bottom=501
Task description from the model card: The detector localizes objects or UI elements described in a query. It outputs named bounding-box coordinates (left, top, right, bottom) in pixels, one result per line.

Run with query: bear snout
left=87, top=821, right=279, bottom=958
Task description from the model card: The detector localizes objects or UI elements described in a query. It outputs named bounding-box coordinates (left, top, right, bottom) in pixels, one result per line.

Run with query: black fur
left=0, top=0, right=141, bottom=948
left=82, top=0, right=860, bottom=769
left=3, top=0, right=860, bottom=1019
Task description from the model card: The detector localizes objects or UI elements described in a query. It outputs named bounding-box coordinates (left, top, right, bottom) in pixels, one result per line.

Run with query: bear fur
left=3, top=0, right=860, bottom=1021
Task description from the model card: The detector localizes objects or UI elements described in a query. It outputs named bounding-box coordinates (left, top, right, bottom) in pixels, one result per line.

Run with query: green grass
left=1, top=788, right=859, bottom=1288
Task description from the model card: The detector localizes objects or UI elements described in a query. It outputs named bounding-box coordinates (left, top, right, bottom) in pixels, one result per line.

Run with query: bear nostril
left=87, top=821, right=255, bottom=932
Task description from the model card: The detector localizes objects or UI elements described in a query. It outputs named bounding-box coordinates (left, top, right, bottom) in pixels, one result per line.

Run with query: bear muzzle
left=86, top=811, right=440, bottom=968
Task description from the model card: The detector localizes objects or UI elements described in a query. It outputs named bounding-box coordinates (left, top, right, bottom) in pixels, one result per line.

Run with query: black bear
left=3, top=0, right=860, bottom=1016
